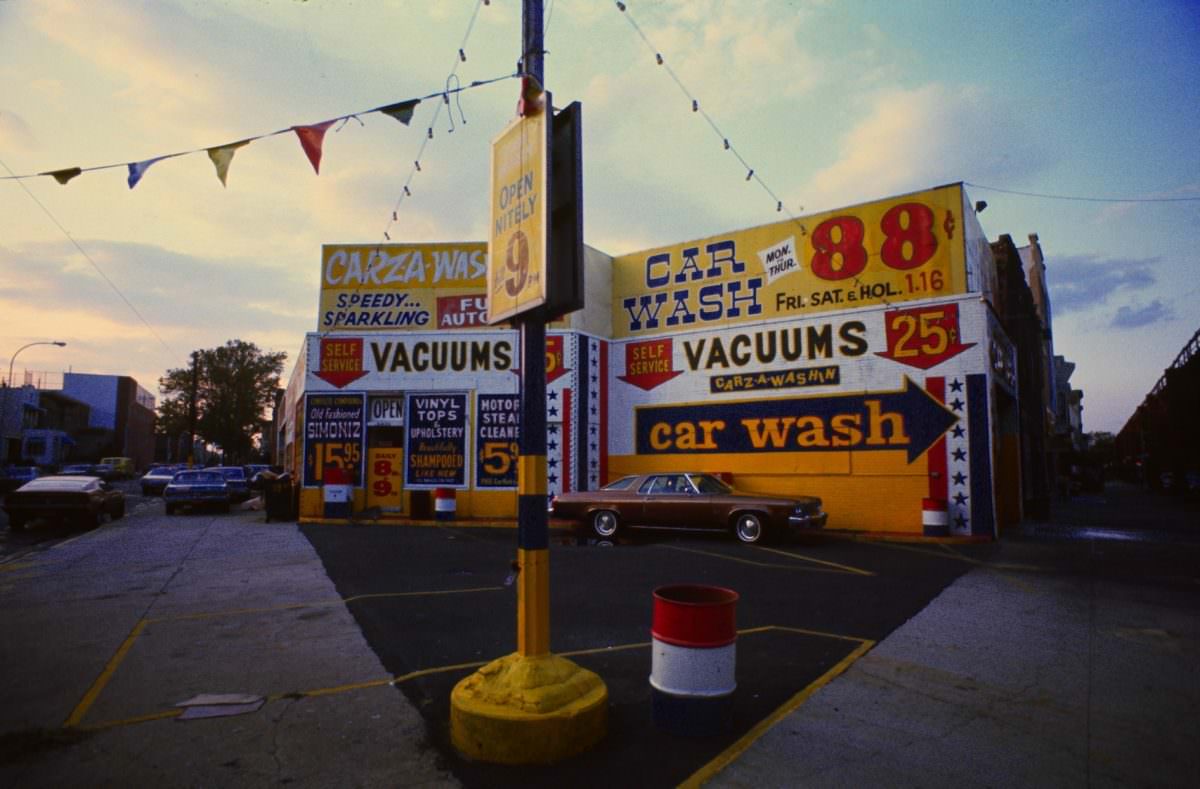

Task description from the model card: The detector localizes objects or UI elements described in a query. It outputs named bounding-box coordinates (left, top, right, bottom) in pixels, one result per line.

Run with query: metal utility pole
left=187, top=351, right=199, bottom=467
left=449, top=1, right=606, bottom=765
left=516, top=0, right=549, bottom=658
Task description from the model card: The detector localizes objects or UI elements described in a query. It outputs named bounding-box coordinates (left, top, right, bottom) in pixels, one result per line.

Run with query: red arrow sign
left=315, top=337, right=368, bottom=388
left=875, top=304, right=976, bottom=371
left=619, top=338, right=683, bottom=391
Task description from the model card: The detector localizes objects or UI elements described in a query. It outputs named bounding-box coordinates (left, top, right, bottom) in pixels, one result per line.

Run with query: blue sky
left=1, top=0, right=1197, bottom=432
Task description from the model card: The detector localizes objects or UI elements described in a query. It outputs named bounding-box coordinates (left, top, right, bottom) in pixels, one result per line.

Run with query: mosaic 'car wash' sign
left=404, top=393, right=468, bottom=488
left=319, top=243, right=488, bottom=331
left=303, top=393, right=364, bottom=487
left=612, top=183, right=972, bottom=338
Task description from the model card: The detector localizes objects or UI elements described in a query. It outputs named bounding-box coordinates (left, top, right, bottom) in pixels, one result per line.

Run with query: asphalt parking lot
left=3, top=483, right=1194, bottom=786
left=302, top=524, right=995, bottom=787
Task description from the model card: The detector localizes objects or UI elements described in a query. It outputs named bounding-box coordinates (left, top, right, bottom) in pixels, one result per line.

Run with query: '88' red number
left=809, top=215, right=867, bottom=280
left=809, top=201, right=940, bottom=281
left=879, top=202, right=937, bottom=270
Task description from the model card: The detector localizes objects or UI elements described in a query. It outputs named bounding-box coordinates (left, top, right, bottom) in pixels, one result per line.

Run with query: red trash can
left=650, top=584, right=739, bottom=736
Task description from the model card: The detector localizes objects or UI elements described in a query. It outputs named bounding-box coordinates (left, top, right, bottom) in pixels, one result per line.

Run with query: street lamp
left=3, top=341, right=67, bottom=461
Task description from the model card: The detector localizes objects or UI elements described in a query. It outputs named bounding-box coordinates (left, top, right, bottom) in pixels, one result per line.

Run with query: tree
left=158, top=340, right=286, bottom=463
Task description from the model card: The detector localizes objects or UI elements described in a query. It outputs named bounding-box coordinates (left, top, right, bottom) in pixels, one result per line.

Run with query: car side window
left=646, top=476, right=686, bottom=495
left=639, top=476, right=660, bottom=494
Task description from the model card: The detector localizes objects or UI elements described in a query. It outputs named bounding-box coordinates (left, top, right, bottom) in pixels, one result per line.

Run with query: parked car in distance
left=92, top=463, right=119, bottom=482
left=244, top=464, right=271, bottom=481
left=550, top=472, right=827, bottom=544
left=3, top=475, right=125, bottom=531
left=59, top=464, right=97, bottom=476
left=213, top=466, right=251, bottom=502
left=163, top=470, right=231, bottom=514
left=140, top=464, right=182, bottom=496
left=100, top=457, right=136, bottom=479
left=0, top=466, right=41, bottom=496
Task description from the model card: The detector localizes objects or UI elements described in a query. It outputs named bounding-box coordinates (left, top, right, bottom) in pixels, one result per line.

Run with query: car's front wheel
left=591, top=510, right=619, bottom=539
left=8, top=515, right=25, bottom=532
left=165, top=503, right=176, bottom=515
left=733, top=512, right=764, bottom=544
left=112, top=501, right=125, bottom=520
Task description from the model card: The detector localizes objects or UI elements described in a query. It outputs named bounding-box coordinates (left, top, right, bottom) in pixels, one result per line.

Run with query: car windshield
left=174, top=471, right=223, bottom=484
left=688, top=474, right=732, bottom=494
left=20, top=478, right=91, bottom=491
left=601, top=476, right=638, bottom=491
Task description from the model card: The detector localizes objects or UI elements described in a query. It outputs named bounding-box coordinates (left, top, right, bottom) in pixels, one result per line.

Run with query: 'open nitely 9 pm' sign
left=487, top=92, right=550, bottom=324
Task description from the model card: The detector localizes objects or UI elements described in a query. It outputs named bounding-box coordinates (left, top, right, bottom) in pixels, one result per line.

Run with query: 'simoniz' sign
left=304, top=394, right=365, bottom=487
left=405, top=393, right=468, bottom=488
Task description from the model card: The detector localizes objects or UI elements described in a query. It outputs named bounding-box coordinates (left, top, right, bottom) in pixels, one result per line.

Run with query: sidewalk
left=712, top=509, right=1200, bottom=787
left=0, top=510, right=454, bottom=787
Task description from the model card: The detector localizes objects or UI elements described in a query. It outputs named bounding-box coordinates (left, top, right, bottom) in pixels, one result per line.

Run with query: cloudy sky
left=1, top=0, right=1197, bottom=432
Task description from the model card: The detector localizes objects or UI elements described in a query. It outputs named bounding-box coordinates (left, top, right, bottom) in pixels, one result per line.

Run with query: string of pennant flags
left=612, top=0, right=807, bottom=235
left=0, top=73, right=516, bottom=190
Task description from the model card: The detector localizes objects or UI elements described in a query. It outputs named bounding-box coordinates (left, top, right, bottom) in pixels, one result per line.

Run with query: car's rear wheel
left=112, top=501, right=125, bottom=520
left=733, top=512, right=764, bottom=544
left=80, top=511, right=101, bottom=530
left=591, top=510, right=619, bottom=538
left=221, top=502, right=231, bottom=514
left=165, top=503, right=176, bottom=515
left=8, top=516, right=25, bottom=532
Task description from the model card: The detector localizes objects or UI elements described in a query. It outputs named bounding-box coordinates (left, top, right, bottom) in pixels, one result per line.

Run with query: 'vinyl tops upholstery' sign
left=405, top=393, right=468, bottom=488
left=319, top=243, right=488, bottom=331
left=612, top=183, right=972, bottom=339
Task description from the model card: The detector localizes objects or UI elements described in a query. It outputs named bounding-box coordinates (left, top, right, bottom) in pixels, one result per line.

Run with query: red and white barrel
left=650, top=584, right=738, bottom=736
left=434, top=488, right=457, bottom=521
left=922, top=497, right=949, bottom=536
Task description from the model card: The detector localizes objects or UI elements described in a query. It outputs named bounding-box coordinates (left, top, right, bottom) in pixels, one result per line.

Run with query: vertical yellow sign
left=487, top=97, right=549, bottom=324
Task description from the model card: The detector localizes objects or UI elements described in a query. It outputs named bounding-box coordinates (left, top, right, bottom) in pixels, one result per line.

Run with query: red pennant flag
left=292, top=121, right=336, bottom=174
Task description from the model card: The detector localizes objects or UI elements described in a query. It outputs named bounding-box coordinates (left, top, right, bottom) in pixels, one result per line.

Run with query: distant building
left=60, top=373, right=157, bottom=470
left=990, top=234, right=1053, bottom=519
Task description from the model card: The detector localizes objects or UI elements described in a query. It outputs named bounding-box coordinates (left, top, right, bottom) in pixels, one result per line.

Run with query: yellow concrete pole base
left=450, top=651, right=608, bottom=764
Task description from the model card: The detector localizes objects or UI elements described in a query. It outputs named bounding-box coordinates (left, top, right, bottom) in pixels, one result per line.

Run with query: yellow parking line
left=682, top=634, right=877, bottom=788
left=659, top=543, right=855, bottom=573
left=75, top=624, right=874, bottom=739
left=66, top=587, right=502, bottom=728
left=751, top=545, right=875, bottom=576
left=79, top=708, right=182, bottom=731
left=153, top=586, right=504, bottom=624
left=64, top=619, right=148, bottom=728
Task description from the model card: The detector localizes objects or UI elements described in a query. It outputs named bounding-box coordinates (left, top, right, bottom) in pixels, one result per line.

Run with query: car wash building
left=281, top=183, right=1022, bottom=537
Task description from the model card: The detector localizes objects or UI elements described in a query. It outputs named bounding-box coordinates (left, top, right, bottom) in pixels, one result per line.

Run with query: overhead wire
left=0, top=155, right=176, bottom=357
left=609, top=2, right=903, bottom=305
left=965, top=182, right=1200, bottom=204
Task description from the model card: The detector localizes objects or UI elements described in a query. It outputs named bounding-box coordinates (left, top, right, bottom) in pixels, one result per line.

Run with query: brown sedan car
left=3, top=475, right=126, bottom=531
left=550, top=472, right=826, bottom=544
